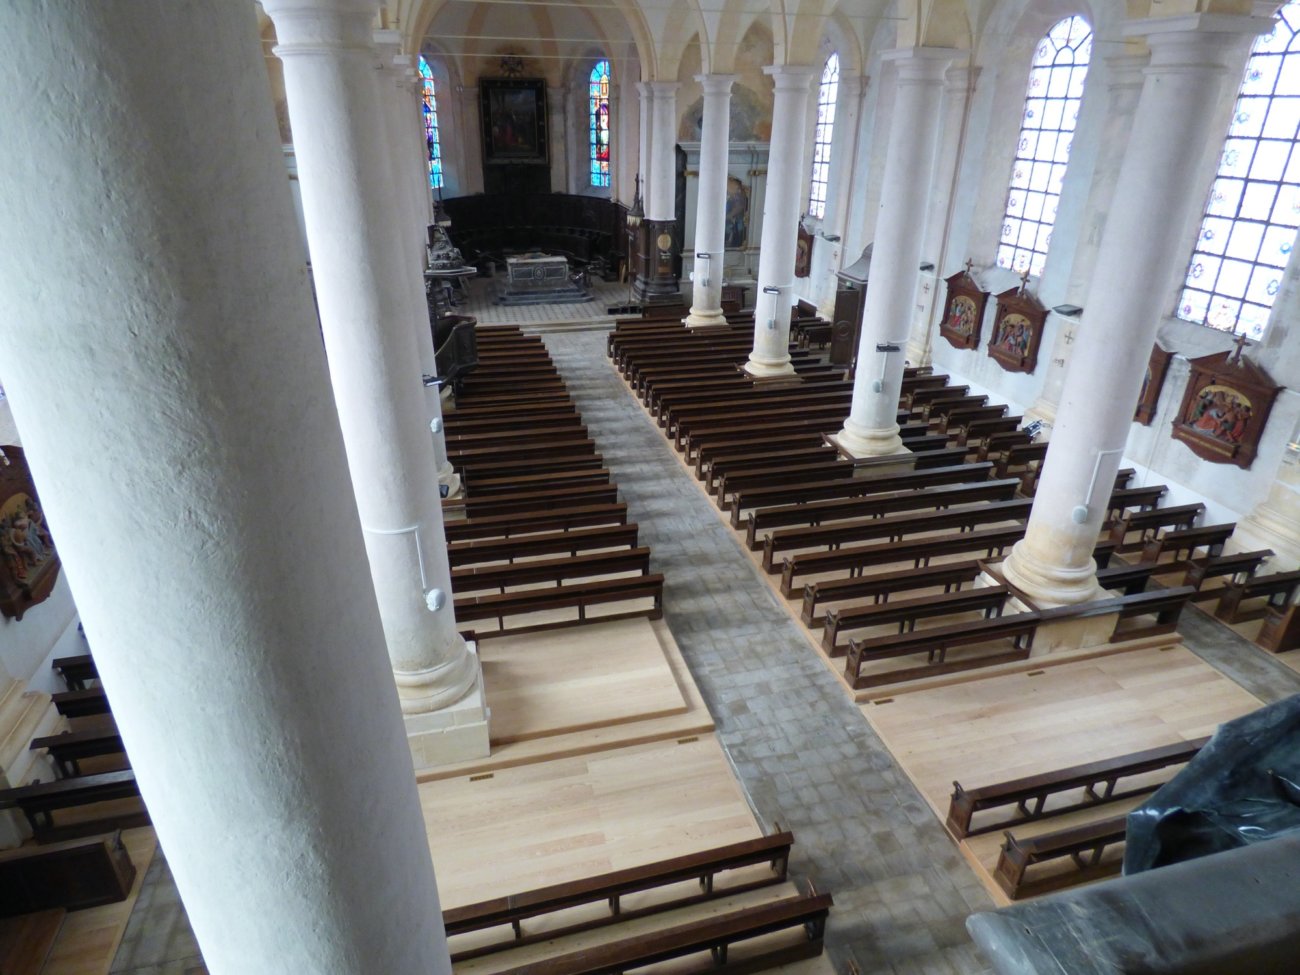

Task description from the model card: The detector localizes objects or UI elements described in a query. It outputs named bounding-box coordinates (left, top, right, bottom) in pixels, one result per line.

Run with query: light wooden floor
left=862, top=643, right=1262, bottom=904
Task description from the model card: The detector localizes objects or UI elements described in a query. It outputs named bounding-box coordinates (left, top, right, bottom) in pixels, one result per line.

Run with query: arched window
left=589, top=59, right=611, bottom=187
left=1178, top=1, right=1300, bottom=339
left=807, top=53, right=840, bottom=220
left=996, top=16, right=1093, bottom=277
left=418, top=55, right=443, bottom=190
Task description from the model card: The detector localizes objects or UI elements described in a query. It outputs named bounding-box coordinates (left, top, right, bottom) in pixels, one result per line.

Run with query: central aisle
left=541, top=328, right=995, bottom=974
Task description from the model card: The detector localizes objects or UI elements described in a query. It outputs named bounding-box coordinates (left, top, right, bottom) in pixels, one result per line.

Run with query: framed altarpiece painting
left=1170, top=347, right=1282, bottom=470
left=0, top=445, right=61, bottom=621
left=938, top=263, right=989, bottom=351
left=479, top=78, right=548, bottom=165
left=986, top=282, right=1046, bottom=374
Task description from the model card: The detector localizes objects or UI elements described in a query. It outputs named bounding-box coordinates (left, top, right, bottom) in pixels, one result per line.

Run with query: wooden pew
left=455, top=574, right=665, bottom=636
left=0, top=831, right=136, bottom=913
left=465, top=468, right=611, bottom=497
left=910, top=385, right=969, bottom=410
left=1108, top=502, right=1205, bottom=547
left=801, top=561, right=984, bottom=627
left=1139, top=523, right=1235, bottom=564
left=0, top=770, right=147, bottom=843
left=730, top=462, right=994, bottom=528
left=444, top=503, right=628, bottom=543
left=780, top=524, right=1025, bottom=596
left=1258, top=603, right=1300, bottom=653
left=451, top=548, right=651, bottom=594
left=822, top=585, right=1009, bottom=656
left=946, top=737, right=1208, bottom=839
left=52, top=655, right=96, bottom=692
left=844, top=611, right=1041, bottom=689
left=1105, top=485, right=1167, bottom=522
left=995, top=815, right=1128, bottom=900
left=1095, top=562, right=1160, bottom=595
left=456, top=482, right=619, bottom=518
left=686, top=410, right=914, bottom=460
left=1215, top=569, right=1300, bottom=623
left=443, top=831, right=794, bottom=960
left=490, top=893, right=833, bottom=975
left=448, top=524, right=640, bottom=568
left=30, top=726, right=126, bottom=779
left=746, top=479, right=1022, bottom=551
left=975, top=430, right=1033, bottom=462
left=762, top=498, right=1032, bottom=572
left=995, top=441, right=1049, bottom=481
left=694, top=421, right=926, bottom=478
left=51, top=688, right=109, bottom=719
left=1181, top=548, right=1272, bottom=595
left=1035, top=586, right=1195, bottom=642
left=717, top=459, right=857, bottom=506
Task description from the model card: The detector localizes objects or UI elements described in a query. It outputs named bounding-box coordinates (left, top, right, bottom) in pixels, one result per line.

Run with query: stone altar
left=495, top=252, right=592, bottom=306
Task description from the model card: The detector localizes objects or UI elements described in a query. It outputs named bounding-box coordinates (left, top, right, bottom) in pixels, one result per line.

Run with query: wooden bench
left=1095, top=563, right=1159, bottom=596
left=1105, top=485, right=1167, bottom=522
left=974, top=430, right=1033, bottom=462
left=1108, top=502, right=1205, bottom=547
left=52, top=655, right=96, bottom=692
left=762, top=498, right=1032, bottom=572
left=455, top=574, right=665, bottom=636
left=1139, top=522, right=1235, bottom=564
left=780, top=524, right=1025, bottom=596
left=910, top=384, right=969, bottom=410
left=801, top=560, right=984, bottom=627
left=451, top=548, right=651, bottom=594
left=491, top=892, right=833, bottom=975
left=1036, top=586, right=1195, bottom=642
left=456, top=483, right=619, bottom=518
left=845, top=611, right=1041, bottom=689
left=51, top=688, right=109, bottom=719
left=730, top=462, right=994, bottom=528
left=995, top=815, right=1128, bottom=900
left=746, top=478, right=1021, bottom=551
left=444, top=503, right=628, bottom=543
left=448, top=524, right=639, bottom=568
left=465, top=468, right=610, bottom=497
left=443, top=831, right=795, bottom=960
left=1215, top=569, right=1300, bottom=623
left=822, top=585, right=1009, bottom=656
left=0, top=831, right=136, bottom=913
left=30, top=726, right=126, bottom=779
left=1182, top=548, right=1272, bottom=594
left=946, top=737, right=1208, bottom=839
left=0, top=770, right=147, bottom=843
left=995, top=441, right=1049, bottom=481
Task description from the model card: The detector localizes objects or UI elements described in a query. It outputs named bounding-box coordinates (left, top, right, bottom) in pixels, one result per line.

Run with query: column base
left=404, top=641, right=491, bottom=770
left=1000, top=539, right=1104, bottom=608
left=743, top=356, right=795, bottom=378
left=830, top=419, right=906, bottom=459
left=684, top=306, right=727, bottom=329
left=393, top=632, right=480, bottom=714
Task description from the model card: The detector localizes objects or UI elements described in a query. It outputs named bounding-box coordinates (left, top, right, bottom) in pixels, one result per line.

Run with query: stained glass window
left=807, top=53, right=839, bottom=220
left=589, top=59, right=611, bottom=188
left=1178, top=1, right=1300, bottom=339
left=418, top=55, right=443, bottom=190
left=996, top=16, right=1092, bottom=277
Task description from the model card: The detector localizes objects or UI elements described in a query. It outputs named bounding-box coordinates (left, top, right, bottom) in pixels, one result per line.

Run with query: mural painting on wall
left=1170, top=340, right=1282, bottom=469
left=725, top=176, right=749, bottom=249
left=938, top=260, right=989, bottom=351
left=0, top=445, right=61, bottom=621
left=987, top=272, right=1046, bottom=374
left=480, top=78, right=548, bottom=164
left=1135, top=345, right=1174, bottom=425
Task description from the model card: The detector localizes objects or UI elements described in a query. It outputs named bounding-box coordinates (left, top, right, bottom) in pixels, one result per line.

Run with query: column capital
left=1125, top=13, right=1273, bottom=69
left=645, top=80, right=680, bottom=96
left=943, top=65, right=979, bottom=93
left=837, top=73, right=867, bottom=98
left=762, top=63, right=817, bottom=90
left=881, top=46, right=962, bottom=83
left=1105, top=52, right=1150, bottom=91
left=695, top=73, right=737, bottom=94
left=261, top=0, right=378, bottom=51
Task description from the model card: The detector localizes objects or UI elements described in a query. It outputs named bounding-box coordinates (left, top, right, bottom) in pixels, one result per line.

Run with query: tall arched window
left=418, top=55, right=443, bottom=190
left=807, top=53, right=840, bottom=219
left=1178, top=1, right=1300, bottom=339
left=589, top=59, right=611, bottom=188
left=996, top=16, right=1093, bottom=277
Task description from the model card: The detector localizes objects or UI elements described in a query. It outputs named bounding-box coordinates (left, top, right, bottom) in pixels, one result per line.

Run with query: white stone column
left=1002, top=14, right=1270, bottom=606
left=832, top=49, right=955, bottom=453
left=744, top=65, right=817, bottom=377
left=374, top=34, right=462, bottom=500
left=685, top=74, right=735, bottom=328
left=264, top=0, right=486, bottom=763
left=637, top=81, right=654, bottom=198
left=0, top=1, right=451, bottom=971
left=1028, top=54, right=1148, bottom=430
left=647, top=81, right=679, bottom=221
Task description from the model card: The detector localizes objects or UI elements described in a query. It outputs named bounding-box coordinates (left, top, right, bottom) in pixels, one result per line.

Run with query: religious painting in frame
left=0, top=445, right=61, bottom=621
left=1135, top=344, right=1173, bottom=426
left=1170, top=345, right=1282, bottom=470
left=724, top=176, right=749, bottom=249
left=795, top=224, right=814, bottom=278
left=938, top=261, right=989, bottom=351
left=479, top=78, right=548, bottom=165
left=986, top=279, right=1046, bottom=374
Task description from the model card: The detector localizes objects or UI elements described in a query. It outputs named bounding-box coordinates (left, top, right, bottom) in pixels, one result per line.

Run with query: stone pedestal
left=1002, top=14, right=1271, bottom=608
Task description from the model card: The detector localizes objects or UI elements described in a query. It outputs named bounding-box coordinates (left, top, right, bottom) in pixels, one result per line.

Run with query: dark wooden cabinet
left=831, top=282, right=866, bottom=370
left=0, top=832, right=135, bottom=916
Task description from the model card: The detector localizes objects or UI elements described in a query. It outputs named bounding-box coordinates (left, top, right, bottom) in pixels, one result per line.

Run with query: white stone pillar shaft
left=685, top=74, right=735, bottom=328
left=637, top=81, right=653, bottom=196
left=0, top=2, right=449, bottom=972
left=647, top=81, right=679, bottom=221
left=836, top=49, right=955, bottom=454
left=264, top=0, right=476, bottom=713
left=1002, top=15, right=1270, bottom=605
left=745, top=65, right=817, bottom=377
